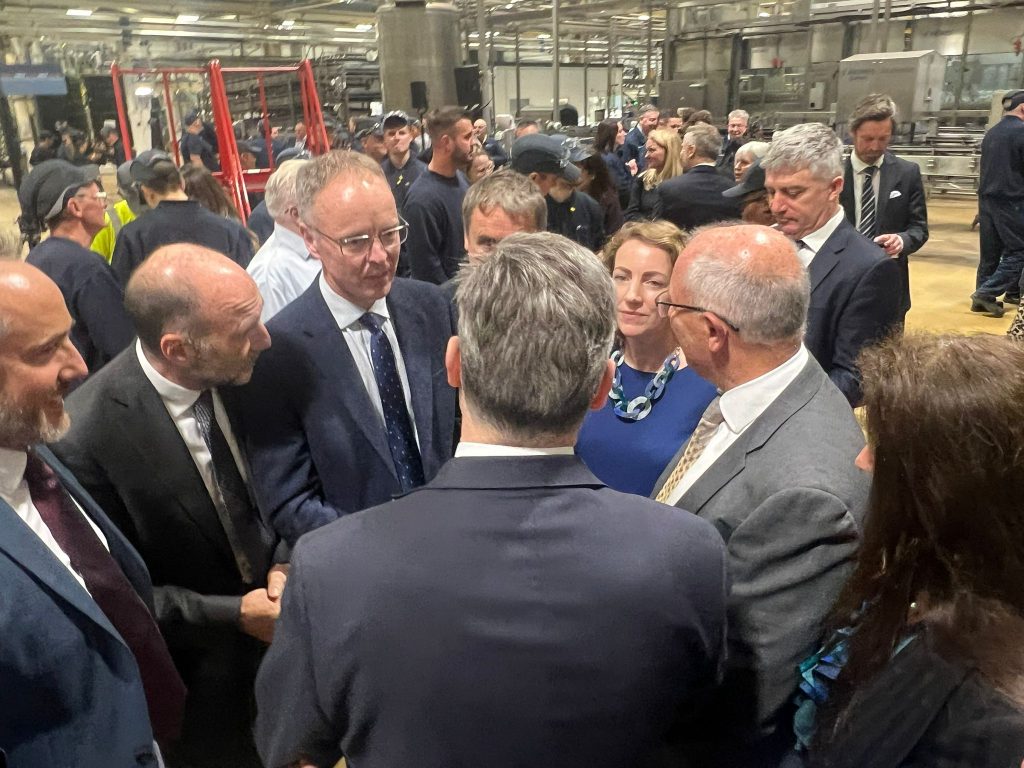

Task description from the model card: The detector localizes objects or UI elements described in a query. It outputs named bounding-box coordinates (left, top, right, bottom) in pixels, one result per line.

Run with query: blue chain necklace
left=608, top=347, right=681, bottom=421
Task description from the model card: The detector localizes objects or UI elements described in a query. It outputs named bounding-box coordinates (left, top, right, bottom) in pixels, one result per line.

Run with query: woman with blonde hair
left=623, top=128, right=682, bottom=221
left=575, top=220, right=716, bottom=495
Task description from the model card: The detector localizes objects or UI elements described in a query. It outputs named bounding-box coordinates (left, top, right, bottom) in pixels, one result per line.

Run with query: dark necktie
left=859, top=165, right=877, bottom=238
left=359, top=312, right=425, bottom=491
left=192, top=390, right=269, bottom=585
left=24, top=451, right=186, bottom=742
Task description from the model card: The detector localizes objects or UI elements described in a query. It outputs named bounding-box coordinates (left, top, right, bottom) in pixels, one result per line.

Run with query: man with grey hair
left=235, top=150, right=457, bottom=546
left=245, top=158, right=318, bottom=321
left=651, top=223, right=869, bottom=767
left=717, top=108, right=750, bottom=175
left=763, top=121, right=901, bottom=406
left=54, top=243, right=282, bottom=767
left=659, top=123, right=740, bottom=232
left=255, top=231, right=729, bottom=768
left=624, top=103, right=660, bottom=172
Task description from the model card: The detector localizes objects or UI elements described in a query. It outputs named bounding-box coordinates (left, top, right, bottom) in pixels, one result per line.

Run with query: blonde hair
left=640, top=128, right=683, bottom=190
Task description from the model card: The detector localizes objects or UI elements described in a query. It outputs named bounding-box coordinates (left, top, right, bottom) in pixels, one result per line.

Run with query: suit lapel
left=875, top=153, right=897, bottom=225
left=300, top=288, right=397, bottom=478
left=840, top=160, right=855, bottom=215
left=808, top=218, right=851, bottom=293
left=388, top=288, right=435, bottom=471
left=107, top=354, right=237, bottom=560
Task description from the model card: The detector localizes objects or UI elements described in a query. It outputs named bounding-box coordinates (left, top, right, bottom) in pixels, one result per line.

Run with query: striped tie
left=858, top=165, right=877, bottom=238
left=655, top=397, right=724, bottom=504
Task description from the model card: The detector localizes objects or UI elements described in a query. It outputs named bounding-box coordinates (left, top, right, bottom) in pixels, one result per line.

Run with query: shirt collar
left=851, top=152, right=885, bottom=174
left=0, top=447, right=28, bottom=497
left=797, top=207, right=846, bottom=261
left=455, top=442, right=575, bottom=458
left=318, top=272, right=390, bottom=330
left=135, top=339, right=203, bottom=418
left=272, top=225, right=311, bottom=260
left=718, top=345, right=809, bottom=434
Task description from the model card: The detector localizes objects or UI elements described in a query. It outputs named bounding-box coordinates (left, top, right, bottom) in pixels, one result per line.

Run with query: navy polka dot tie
left=360, top=312, right=425, bottom=492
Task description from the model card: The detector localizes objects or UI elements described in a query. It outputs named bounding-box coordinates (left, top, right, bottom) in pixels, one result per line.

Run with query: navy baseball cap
left=183, top=109, right=201, bottom=126
left=18, top=159, right=101, bottom=223
left=382, top=110, right=411, bottom=128
left=510, top=133, right=581, bottom=183
left=1002, top=90, right=1024, bottom=111
left=130, top=149, right=176, bottom=184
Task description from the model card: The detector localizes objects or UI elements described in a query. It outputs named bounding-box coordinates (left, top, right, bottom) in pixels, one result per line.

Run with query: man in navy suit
left=0, top=261, right=184, bottom=767
left=764, top=123, right=902, bottom=406
left=839, top=94, right=928, bottom=323
left=235, top=151, right=457, bottom=545
left=254, top=232, right=728, bottom=768
left=659, top=123, right=742, bottom=232
left=623, top=103, right=660, bottom=172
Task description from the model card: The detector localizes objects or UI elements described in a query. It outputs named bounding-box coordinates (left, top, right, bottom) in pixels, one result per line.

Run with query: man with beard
left=53, top=244, right=283, bottom=768
left=403, top=106, right=475, bottom=283
left=0, top=261, right=185, bottom=766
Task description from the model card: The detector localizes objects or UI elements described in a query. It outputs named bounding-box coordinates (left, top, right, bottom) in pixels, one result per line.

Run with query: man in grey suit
left=255, top=232, right=729, bottom=768
left=651, top=223, right=870, bottom=766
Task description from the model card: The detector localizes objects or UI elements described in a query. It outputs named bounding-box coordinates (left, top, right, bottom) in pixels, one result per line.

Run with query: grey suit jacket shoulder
left=652, top=357, right=869, bottom=760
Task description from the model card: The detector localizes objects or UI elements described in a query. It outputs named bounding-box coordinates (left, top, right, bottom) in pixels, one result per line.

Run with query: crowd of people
left=2, top=90, right=1024, bottom=768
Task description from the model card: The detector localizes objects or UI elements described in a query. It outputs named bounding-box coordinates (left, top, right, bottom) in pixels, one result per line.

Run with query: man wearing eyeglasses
left=19, top=159, right=134, bottom=378
left=234, top=151, right=457, bottom=546
left=650, top=223, right=869, bottom=768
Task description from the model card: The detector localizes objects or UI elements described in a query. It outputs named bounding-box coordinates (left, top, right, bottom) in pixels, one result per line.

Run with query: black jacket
left=658, top=165, right=742, bottom=232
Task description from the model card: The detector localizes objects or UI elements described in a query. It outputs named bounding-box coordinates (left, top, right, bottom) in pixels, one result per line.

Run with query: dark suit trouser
left=976, top=197, right=1024, bottom=297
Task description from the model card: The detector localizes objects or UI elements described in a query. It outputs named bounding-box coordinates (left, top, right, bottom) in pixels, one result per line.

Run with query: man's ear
left=589, top=358, right=615, bottom=411
left=705, top=313, right=731, bottom=354
left=829, top=174, right=844, bottom=202
left=445, top=335, right=462, bottom=389
left=159, top=332, right=190, bottom=367
left=299, top=222, right=322, bottom=262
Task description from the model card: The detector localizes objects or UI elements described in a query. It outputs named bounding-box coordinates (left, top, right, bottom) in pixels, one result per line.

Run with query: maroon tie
left=24, top=451, right=187, bottom=742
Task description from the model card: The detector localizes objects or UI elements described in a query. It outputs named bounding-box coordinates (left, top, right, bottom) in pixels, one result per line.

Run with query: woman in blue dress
left=576, top=220, right=717, bottom=496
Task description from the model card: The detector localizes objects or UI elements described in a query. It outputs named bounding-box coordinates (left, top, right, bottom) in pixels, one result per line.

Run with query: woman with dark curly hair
left=576, top=152, right=624, bottom=237
left=795, top=333, right=1024, bottom=768
left=594, top=119, right=633, bottom=207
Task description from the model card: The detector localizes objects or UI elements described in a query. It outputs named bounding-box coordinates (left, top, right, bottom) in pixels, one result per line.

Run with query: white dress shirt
left=455, top=442, right=575, bottom=458
left=319, top=274, right=420, bottom=449
left=0, top=446, right=109, bottom=592
left=795, top=207, right=846, bottom=268
left=850, top=152, right=884, bottom=229
left=663, top=345, right=810, bottom=506
left=247, top=225, right=321, bottom=322
left=136, top=341, right=250, bottom=507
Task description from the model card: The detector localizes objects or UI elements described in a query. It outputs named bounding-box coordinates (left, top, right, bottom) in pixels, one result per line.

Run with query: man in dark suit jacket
left=659, top=123, right=742, bottom=232
left=764, top=122, right=901, bottom=406
left=716, top=109, right=750, bottom=177
left=235, top=151, right=457, bottom=546
left=651, top=224, right=869, bottom=767
left=255, top=231, right=728, bottom=768
left=0, top=262, right=183, bottom=767
left=623, top=104, right=660, bottom=172
left=839, top=95, right=928, bottom=321
left=54, top=244, right=283, bottom=767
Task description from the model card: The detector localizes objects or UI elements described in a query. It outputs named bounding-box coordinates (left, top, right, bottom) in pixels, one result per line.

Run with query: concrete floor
left=0, top=185, right=1010, bottom=334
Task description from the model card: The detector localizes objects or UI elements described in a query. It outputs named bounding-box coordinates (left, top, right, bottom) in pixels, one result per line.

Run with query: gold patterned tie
left=655, top=397, right=724, bottom=504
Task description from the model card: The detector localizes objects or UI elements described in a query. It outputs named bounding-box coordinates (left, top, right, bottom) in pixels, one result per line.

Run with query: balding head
left=667, top=224, right=809, bottom=388
left=125, top=244, right=270, bottom=390
left=0, top=262, right=88, bottom=448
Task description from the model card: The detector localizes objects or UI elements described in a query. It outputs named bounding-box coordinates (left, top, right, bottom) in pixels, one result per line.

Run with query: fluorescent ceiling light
left=355, top=23, right=373, bottom=31
left=134, top=85, right=154, bottom=96
left=66, top=8, right=94, bottom=16
left=175, top=13, right=200, bottom=23
left=281, top=19, right=295, bottom=27
left=139, top=16, right=174, bottom=22
left=537, top=33, right=551, bottom=39
left=637, top=13, right=650, bottom=20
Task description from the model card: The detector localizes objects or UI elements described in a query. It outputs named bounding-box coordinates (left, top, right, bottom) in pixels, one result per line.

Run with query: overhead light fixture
left=355, top=23, right=373, bottom=31
left=134, top=85, right=154, bottom=96
left=537, top=33, right=551, bottom=39
left=175, top=13, right=199, bottom=23
left=637, top=13, right=650, bottom=20
left=66, top=8, right=94, bottom=16
left=281, top=18, right=295, bottom=28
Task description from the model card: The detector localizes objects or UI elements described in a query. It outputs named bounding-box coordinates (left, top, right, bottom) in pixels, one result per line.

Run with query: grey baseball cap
left=510, top=133, right=581, bottom=183
left=18, top=159, right=101, bottom=223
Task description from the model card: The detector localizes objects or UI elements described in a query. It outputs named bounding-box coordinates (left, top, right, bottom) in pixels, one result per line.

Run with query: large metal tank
left=376, top=1, right=462, bottom=115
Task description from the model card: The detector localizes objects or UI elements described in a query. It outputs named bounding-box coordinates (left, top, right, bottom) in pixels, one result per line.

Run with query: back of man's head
left=425, top=106, right=470, bottom=143
left=761, top=122, right=843, bottom=181
left=672, top=224, right=808, bottom=384
left=683, top=123, right=723, bottom=163
left=461, top=170, right=547, bottom=235
left=456, top=232, right=615, bottom=442
left=265, top=159, right=311, bottom=223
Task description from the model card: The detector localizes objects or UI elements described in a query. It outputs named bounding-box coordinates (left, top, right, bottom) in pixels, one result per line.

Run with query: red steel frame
left=111, top=59, right=330, bottom=220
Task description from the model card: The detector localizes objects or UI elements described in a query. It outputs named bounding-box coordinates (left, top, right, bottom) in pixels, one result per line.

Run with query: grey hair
left=762, top=123, right=843, bottom=181
left=265, top=159, right=310, bottom=221
left=684, top=228, right=810, bottom=346
left=728, top=109, right=750, bottom=122
left=456, top=232, right=615, bottom=441
left=461, top=169, right=547, bottom=234
left=735, top=141, right=770, bottom=163
left=683, top=122, right=723, bottom=161
left=295, top=150, right=385, bottom=227
left=0, top=229, right=22, bottom=261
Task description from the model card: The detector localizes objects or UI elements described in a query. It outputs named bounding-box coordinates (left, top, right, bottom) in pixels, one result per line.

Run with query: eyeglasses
left=312, top=217, right=408, bottom=258
left=655, top=294, right=741, bottom=333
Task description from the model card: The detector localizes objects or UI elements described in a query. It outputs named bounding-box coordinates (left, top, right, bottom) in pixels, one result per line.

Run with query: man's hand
left=873, top=233, right=904, bottom=257
left=626, top=158, right=638, bottom=175
left=267, top=563, right=290, bottom=601
left=239, top=588, right=280, bottom=643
